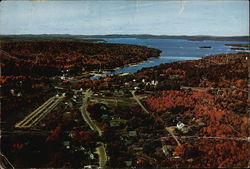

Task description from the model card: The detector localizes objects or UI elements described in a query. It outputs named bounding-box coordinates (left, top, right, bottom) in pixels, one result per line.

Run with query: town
left=1, top=38, right=249, bottom=168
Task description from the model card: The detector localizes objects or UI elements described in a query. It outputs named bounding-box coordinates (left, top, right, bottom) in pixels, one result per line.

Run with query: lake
left=88, top=38, right=249, bottom=78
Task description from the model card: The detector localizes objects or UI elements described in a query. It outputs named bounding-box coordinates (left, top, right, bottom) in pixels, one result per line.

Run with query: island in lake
left=199, top=46, right=212, bottom=49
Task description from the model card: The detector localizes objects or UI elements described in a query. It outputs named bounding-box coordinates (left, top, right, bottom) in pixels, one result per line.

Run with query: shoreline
left=68, top=51, right=249, bottom=91
left=1, top=38, right=249, bottom=168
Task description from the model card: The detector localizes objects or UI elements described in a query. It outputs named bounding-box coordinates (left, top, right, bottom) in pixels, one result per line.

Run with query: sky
left=0, top=0, right=249, bottom=36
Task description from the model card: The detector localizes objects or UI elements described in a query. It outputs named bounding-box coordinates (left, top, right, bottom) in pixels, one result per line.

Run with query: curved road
left=79, top=89, right=107, bottom=168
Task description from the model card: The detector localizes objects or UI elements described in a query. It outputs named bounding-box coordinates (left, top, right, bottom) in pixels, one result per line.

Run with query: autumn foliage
left=1, top=40, right=161, bottom=76
left=144, top=88, right=248, bottom=168
left=1, top=38, right=249, bottom=168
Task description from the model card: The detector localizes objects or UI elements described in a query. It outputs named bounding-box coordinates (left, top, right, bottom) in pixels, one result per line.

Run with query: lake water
left=89, top=38, right=249, bottom=78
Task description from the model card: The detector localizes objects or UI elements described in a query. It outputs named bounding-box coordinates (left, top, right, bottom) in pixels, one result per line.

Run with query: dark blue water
left=89, top=38, right=249, bottom=78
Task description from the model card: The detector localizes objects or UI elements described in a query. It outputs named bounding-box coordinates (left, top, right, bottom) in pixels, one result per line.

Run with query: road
left=131, top=90, right=150, bottom=114
left=79, top=89, right=107, bottom=168
left=0, top=153, right=14, bottom=169
left=80, top=89, right=103, bottom=136
left=15, top=95, right=65, bottom=128
left=95, top=142, right=108, bottom=168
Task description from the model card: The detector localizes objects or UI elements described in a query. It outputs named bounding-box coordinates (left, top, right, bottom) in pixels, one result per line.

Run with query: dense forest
left=73, top=52, right=249, bottom=168
left=0, top=40, right=160, bottom=126
left=1, top=40, right=160, bottom=76
left=1, top=39, right=249, bottom=168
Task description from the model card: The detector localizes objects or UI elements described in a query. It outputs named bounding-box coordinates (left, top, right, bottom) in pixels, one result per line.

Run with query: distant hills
left=0, top=34, right=249, bottom=41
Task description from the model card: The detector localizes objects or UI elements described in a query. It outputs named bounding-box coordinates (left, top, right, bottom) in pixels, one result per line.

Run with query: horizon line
left=0, top=34, right=249, bottom=38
